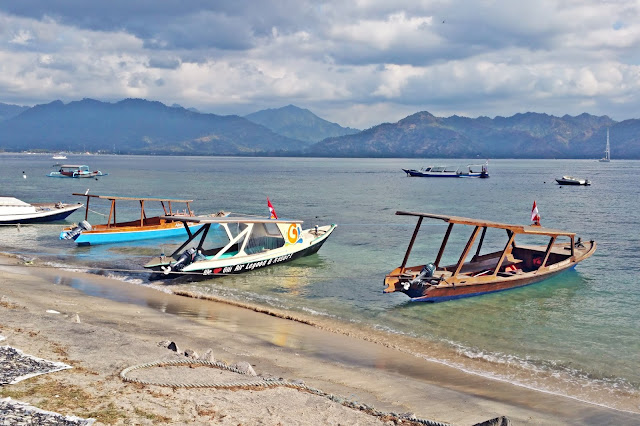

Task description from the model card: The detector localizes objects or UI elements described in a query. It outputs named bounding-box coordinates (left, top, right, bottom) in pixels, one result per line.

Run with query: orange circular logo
left=287, top=224, right=300, bottom=244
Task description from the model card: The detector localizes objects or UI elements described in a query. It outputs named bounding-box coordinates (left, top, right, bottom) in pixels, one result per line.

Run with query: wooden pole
left=434, top=222, right=454, bottom=268
left=491, top=232, right=516, bottom=277
left=539, top=236, right=556, bottom=269
left=452, top=226, right=481, bottom=277
left=400, top=216, right=423, bottom=271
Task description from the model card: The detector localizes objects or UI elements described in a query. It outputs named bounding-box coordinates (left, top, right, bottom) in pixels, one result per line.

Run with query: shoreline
left=1, top=254, right=639, bottom=425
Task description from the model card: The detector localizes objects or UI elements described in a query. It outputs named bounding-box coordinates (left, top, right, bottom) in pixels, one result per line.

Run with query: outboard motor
left=61, top=220, right=92, bottom=240
left=404, top=263, right=437, bottom=290
left=162, top=247, right=197, bottom=275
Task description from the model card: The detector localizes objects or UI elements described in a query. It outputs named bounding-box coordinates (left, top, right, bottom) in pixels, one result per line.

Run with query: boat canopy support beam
left=452, top=226, right=481, bottom=277
left=107, top=199, right=116, bottom=228
left=539, top=236, right=556, bottom=271
left=472, top=226, right=488, bottom=262
left=434, top=222, right=454, bottom=269
left=171, top=223, right=209, bottom=257
left=400, top=216, right=423, bottom=271
left=491, top=232, right=516, bottom=277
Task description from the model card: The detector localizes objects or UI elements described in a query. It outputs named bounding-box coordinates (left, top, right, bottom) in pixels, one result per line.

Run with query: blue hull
left=68, top=223, right=205, bottom=246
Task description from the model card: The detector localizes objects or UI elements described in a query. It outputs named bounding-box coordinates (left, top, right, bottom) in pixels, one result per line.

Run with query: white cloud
left=2, top=1, right=640, bottom=128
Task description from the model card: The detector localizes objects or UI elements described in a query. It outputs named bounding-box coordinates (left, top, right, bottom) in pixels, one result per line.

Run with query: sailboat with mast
left=599, top=128, right=611, bottom=162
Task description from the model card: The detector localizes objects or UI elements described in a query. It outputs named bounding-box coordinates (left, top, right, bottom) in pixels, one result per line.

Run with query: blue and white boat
left=60, top=193, right=226, bottom=246
left=48, top=165, right=107, bottom=178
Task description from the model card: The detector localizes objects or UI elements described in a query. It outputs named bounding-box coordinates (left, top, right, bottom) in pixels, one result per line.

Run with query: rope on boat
left=120, top=359, right=450, bottom=426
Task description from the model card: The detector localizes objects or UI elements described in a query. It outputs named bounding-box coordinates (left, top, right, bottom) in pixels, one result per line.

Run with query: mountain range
left=1, top=99, right=639, bottom=158
left=244, top=104, right=359, bottom=143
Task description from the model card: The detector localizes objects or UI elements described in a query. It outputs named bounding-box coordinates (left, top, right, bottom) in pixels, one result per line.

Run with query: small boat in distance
left=0, top=196, right=83, bottom=224
left=555, top=176, right=591, bottom=186
left=384, top=211, right=595, bottom=302
left=145, top=215, right=336, bottom=280
left=48, top=165, right=107, bottom=178
left=60, top=193, right=225, bottom=245
left=403, top=161, right=489, bottom=178
left=52, top=153, right=67, bottom=160
left=599, top=128, right=611, bottom=162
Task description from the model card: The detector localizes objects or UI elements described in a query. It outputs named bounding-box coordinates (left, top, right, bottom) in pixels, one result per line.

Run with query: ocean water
left=1, top=153, right=639, bottom=412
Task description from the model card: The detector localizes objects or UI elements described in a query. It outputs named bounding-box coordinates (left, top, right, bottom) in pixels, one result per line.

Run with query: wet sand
left=1, top=255, right=639, bottom=425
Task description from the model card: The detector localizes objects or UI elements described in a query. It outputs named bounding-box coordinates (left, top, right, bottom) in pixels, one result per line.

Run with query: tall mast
left=606, top=128, right=610, bottom=160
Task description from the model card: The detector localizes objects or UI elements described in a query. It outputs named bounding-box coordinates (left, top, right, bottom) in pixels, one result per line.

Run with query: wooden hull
left=385, top=241, right=596, bottom=302
left=405, top=267, right=573, bottom=302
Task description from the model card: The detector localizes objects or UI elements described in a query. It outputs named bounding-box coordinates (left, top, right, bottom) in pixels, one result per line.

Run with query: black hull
left=555, top=180, right=589, bottom=186
left=149, top=237, right=329, bottom=281
left=0, top=205, right=82, bottom=224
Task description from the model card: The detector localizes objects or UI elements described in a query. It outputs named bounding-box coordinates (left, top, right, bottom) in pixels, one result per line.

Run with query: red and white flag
left=531, top=200, right=540, bottom=225
left=267, top=197, right=278, bottom=219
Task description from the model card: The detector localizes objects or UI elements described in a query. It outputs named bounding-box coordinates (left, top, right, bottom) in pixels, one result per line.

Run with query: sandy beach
left=1, top=254, right=639, bottom=425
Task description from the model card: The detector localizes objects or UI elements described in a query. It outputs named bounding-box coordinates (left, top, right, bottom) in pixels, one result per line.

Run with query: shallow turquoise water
left=1, top=153, right=638, bottom=408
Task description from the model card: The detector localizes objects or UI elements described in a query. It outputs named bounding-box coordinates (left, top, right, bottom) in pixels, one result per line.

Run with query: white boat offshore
left=599, top=128, right=611, bottom=162
left=0, top=196, right=83, bottom=224
left=555, top=176, right=591, bottom=186
left=145, top=215, right=337, bottom=280
left=403, top=161, right=489, bottom=178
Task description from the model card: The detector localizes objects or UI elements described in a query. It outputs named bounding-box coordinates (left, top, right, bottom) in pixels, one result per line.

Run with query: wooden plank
left=434, top=222, right=454, bottom=268
left=159, top=216, right=304, bottom=224
left=72, top=193, right=194, bottom=203
left=452, top=226, right=481, bottom=277
left=395, top=210, right=574, bottom=237
left=400, top=216, right=423, bottom=270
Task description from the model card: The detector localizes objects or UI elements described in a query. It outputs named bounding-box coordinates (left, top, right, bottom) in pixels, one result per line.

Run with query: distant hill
left=2, top=97, right=640, bottom=158
left=0, top=98, right=308, bottom=155
left=244, top=104, right=359, bottom=143
left=0, top=102, right=29, bottom=122
left=307, top=111, right=640, bottom=158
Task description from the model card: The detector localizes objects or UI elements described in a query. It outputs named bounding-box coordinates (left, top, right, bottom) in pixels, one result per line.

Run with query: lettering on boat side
left=200, top=254, right=296, bottom=275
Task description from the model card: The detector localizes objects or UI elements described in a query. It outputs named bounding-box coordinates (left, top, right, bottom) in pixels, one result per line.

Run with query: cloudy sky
left=0, top=1, right=638, bottom=129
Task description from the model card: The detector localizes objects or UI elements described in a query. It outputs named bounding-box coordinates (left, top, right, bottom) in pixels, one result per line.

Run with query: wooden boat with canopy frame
left=384, top=211, right=596, bottom=302
left=60, top=193, right=225, bottom=245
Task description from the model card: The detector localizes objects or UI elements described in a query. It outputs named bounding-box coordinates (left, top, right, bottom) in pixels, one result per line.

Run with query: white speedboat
left=145, top=215, right=336, bottom=280
left=52, top=153, right=68, bottom=160
left=555, top=176, right=591, bottom=186
left=0, top=197, right=83, bottom=224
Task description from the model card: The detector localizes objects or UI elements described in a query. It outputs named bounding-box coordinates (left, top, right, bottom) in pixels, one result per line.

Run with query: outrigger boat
left=60, top=193, right=224, bottom=245
left=144, top=215, right=336, bottom=280
left=48, top=165, right=107, bottom=178
left=402, top=161, right=489, bottom=178
left=384, top=211, right=596, bottom=302
left=0, top=196, right=83, bottom=224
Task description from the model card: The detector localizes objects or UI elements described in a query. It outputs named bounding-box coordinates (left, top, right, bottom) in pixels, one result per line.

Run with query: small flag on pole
left=267, top=197, right=278, bottom=219
left=531, top=200, right=540, bottom=225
